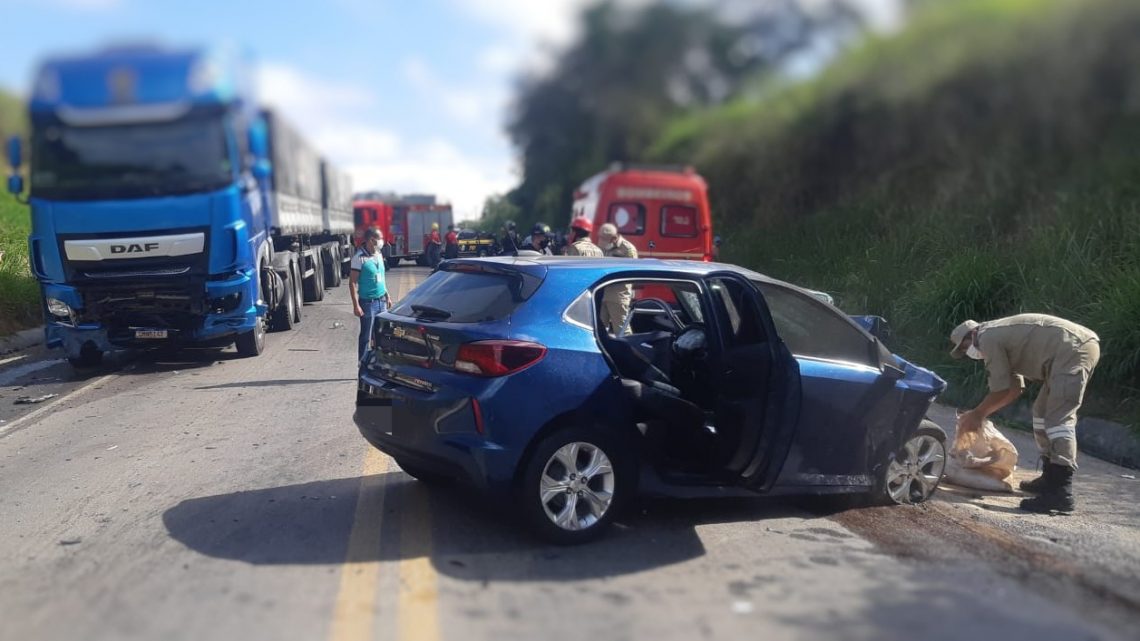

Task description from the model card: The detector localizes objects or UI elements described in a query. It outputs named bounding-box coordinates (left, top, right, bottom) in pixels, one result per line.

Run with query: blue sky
left=0, top=0, right=900, bottom=220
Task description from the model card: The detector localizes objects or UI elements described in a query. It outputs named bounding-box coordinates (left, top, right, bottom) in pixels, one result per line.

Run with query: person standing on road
left=426, top=222, right=443, bottom=267
left=350, top=227, right=390, bottom=363
left=527, top=223, right=554, bottom=255
left=951, top=313, right=1100, bottom=514
left=499, top=221, right=520, bottom=256
left=599, top=222, right=638, bottom=335
left=563, top=218, right=604, bottom=257
left=444, top=224, right=459, bottom=260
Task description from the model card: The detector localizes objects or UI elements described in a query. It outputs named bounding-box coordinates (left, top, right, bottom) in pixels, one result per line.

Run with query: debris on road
left=1122, top=474, right=1136, bottom=480
left=14, top=393, right=58, bottom=405
left=944, top=418, right=1018, bottom=492
left=106, top=445, right=118, bottom=451
left=59, top=537, right=82, bottom=546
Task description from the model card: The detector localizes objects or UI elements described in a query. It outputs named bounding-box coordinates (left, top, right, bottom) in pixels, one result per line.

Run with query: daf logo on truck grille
left=110, top=242, right=160, bottom=254
left=64, top=233, right=205, bottom=262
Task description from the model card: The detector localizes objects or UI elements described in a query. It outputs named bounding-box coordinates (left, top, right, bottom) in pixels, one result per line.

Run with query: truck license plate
left=135, top=329, right=168, bottom=339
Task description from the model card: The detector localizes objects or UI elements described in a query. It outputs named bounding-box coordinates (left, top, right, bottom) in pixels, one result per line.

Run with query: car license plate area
left=135, top=329, right=168, bottom=339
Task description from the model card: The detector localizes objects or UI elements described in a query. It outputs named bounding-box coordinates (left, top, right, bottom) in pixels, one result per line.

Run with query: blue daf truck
left=4, top=45, right=354, bottom=367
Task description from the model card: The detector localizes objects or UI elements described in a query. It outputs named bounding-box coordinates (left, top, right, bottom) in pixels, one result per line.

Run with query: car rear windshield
left=389, top=266, right=542, bottom=323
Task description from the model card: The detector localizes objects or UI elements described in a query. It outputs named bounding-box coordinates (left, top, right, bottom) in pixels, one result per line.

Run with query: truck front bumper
left=43, top=270, right=264, bottom=353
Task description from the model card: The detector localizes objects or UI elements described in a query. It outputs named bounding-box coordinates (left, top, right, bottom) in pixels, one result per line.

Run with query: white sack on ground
left=944, top=418, right=1019, bottom=492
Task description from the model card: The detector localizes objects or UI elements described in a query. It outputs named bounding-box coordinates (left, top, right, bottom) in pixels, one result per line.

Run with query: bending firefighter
left=599, top=222, right=638, bottom=335
left=951, top=314, right=1100, bottom=514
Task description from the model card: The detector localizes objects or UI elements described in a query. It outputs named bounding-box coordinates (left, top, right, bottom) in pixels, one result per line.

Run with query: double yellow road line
left=327, top=447, right=440, bottom=641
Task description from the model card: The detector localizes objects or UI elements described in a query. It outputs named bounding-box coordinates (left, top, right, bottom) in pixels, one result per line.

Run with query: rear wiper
left=411, top=304, right=452, bottom=320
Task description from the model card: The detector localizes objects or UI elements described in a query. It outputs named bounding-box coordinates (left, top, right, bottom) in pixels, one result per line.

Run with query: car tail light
left=454, top=340, right=546, bottom=377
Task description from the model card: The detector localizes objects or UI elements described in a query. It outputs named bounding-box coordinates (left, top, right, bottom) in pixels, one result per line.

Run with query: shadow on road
left=194, top=378, right=355, bottom=390
left=162, top=472, right=829, bottom=581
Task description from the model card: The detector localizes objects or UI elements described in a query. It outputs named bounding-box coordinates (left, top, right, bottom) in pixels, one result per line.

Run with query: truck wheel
left=291, top=262, right=304, bottom=323
left=67, top=343, right=103, bottom=369
left=271, top=270, right=297, bottom=332
left=303, top=256, right=324, bottom=302
left=324, top=247, right=342, bottom=288
left=235, top=316, right=266, bottom=357
left=387, top=257, right=400, bottom=270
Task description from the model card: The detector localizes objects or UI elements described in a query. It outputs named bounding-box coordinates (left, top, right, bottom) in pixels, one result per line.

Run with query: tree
left=504, top=0, right=868, bottom=224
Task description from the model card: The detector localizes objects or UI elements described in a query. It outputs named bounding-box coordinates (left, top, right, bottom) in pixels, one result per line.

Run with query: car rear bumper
left=353, top=372, right=519, bottom=493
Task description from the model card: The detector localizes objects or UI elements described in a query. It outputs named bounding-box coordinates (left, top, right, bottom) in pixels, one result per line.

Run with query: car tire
left=395, top=458, right=453, bottom=486
left=518, top=426, right=632, bottom=545
left=877, top=420, right=947, bottom=505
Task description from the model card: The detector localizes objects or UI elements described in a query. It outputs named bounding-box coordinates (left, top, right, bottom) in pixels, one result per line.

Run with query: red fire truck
left=353, top=197, right=454, bottom=269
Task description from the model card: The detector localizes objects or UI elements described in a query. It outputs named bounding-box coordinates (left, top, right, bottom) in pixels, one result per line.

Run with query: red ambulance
left=570, top=164, right=716, bottom=261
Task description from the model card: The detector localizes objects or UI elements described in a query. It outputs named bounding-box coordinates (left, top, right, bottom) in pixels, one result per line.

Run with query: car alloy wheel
left=539, top=441, right=615, bottom=531
left=885, top=432, right=946, bottom=504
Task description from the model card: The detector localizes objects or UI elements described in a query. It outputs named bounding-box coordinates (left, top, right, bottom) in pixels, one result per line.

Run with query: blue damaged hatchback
left=354, top=257, right=948, bottom=544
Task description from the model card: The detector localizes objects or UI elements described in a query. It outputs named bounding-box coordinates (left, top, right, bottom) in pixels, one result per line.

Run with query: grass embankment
left=0, top=195, right=38, bottom=337
left=653, top=0, right=1140, bottom=426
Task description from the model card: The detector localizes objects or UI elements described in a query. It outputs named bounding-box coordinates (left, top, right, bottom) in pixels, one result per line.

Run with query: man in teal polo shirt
left=349, top=227, right=390, bottom=362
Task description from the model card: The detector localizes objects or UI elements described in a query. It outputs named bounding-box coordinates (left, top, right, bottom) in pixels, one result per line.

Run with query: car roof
left=448, top=256, right=790, bottom=287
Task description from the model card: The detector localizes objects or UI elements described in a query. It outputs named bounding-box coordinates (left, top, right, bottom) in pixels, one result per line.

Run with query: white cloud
left=45, top=0, right=123, bottom=9
left=477, top=45, right=519, bottom=75
left=453, top=0, right=588, bottom=48
left=256, top=62, right=375, bottom=128
left=401, top=57, right=508, bottom=128
left=256, top=61, right=510, bottom=221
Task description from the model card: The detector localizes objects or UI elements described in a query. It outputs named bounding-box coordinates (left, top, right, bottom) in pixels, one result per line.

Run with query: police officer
left=563, top=218, right=604, bottom=257
left=598, top=222, right=638, bottom=335
left=499, top=221, right=520, bottom=256
left=527, top=223, right=554, bottom=255
left=951, top=314, right=1100, bottom=514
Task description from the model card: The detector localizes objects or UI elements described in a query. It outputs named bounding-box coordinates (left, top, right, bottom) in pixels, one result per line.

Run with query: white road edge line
left=0, top=369, right=125, bottom=438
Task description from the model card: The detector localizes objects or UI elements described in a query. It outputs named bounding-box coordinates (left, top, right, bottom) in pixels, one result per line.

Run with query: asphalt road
left=1, top=266, right=1137, bottom=641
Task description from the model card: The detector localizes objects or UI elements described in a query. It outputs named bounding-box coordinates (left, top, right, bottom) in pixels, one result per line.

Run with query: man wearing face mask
left=950, top=314, right=1100, bottom=513
left=350, top=227, right=390, bottom=363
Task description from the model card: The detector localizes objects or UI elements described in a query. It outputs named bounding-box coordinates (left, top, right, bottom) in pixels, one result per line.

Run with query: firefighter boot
left=1019, top=464, right=1075, bottom=514
left=1018, top=456, right=1052, bottom=494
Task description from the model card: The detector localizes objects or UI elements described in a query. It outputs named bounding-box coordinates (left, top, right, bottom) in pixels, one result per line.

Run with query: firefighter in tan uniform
left=950, top=314, right=1100, bottom=513
left=598, top=223, right=638, bottom=335
left=563, top=218, right=604, bottom=257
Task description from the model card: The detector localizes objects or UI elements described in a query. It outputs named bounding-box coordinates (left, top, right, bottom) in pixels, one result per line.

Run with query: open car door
left=703, top=273, right=802, bottom=491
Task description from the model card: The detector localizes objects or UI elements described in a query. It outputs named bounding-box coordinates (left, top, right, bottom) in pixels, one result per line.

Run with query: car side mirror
left=252, top=158, right=271, bottom=180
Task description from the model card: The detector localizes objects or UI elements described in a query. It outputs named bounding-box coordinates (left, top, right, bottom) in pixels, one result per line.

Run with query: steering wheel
left=626, top=297, right=683, bottom=334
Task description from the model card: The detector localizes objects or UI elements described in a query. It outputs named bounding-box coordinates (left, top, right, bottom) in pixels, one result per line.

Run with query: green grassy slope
left=652, top=0, right=1140, bottom=422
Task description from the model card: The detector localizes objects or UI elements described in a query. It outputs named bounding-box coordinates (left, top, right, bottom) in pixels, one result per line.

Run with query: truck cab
left=5, top=44, right=349, bottom=367
left=571, top=164, right=715, bottom=261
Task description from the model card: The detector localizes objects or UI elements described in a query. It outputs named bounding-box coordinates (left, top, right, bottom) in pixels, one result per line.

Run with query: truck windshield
left=31, top=112, right=233, bottom=201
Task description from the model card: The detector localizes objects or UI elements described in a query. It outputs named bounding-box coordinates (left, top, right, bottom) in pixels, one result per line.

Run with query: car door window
left=754, top=281, right=876, bottom=366
left=709, top=278, right=767, bottom=346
